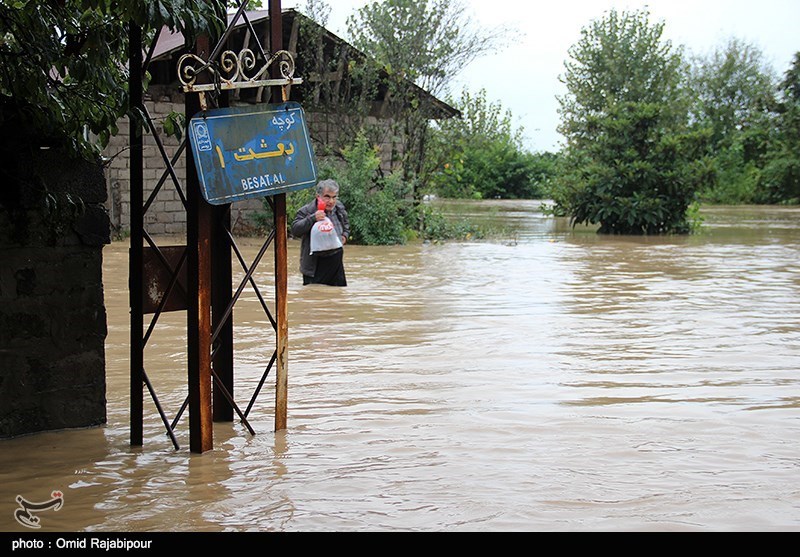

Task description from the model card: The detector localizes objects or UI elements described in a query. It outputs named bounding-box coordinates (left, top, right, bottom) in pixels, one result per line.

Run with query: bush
left=336, top=133, right=412, bottom=245
left=427, top=89, right=554, bottom=200
left=556, top=102, right=704, bottom=234
left=757, top=156, right=800, bottom=204
left=417, top=202, right=486, bottom=242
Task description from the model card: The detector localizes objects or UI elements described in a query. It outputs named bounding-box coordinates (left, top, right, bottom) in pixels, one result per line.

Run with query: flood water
left=2, top=200, right=799, bottom=532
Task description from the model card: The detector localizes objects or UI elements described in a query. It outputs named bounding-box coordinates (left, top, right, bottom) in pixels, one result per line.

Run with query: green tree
left=429, top=88, right=551, bottom=199
left=0, top=0, right=226, bottom=240
left=688, top=37, right=778, bottom=203
left=758, top=52, right=800, bottom=203
left=294, top=0, right=384, bottom=161
left=553, top=9, right=704, bottom=234
left=346, top=0, right=509, bottom=205
left=0, top=0, right=224, bottom=160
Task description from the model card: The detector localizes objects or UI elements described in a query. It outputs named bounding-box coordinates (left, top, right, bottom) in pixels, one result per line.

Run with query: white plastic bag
left=310, top=217, right=343, bottom=254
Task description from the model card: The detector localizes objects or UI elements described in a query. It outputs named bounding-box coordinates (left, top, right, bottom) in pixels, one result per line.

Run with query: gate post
left=270, top=0, right=289, bottom=432
left=186, top=34, right=215, bottom=454
left=211, top=207, right=234, bottom=423
left=128, top=21, right=144, bottom=447
left=211, top=88, right=234, bottom=423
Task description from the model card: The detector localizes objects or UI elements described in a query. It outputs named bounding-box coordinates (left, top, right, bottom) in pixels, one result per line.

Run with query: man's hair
left=317, top=180, right=339, bottom=195
left=316, top=179, right=340, bottom=195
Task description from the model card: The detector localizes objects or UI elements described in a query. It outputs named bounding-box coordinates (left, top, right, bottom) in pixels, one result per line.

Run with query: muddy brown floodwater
left=1, top=201, right=799, bottom=532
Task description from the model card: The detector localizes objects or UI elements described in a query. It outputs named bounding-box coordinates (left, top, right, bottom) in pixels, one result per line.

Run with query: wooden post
left=186, top=35, right=214, bottom=454
left=270, top=0, right=289, bottom=431
left=129, top=21, right=144, bottom=447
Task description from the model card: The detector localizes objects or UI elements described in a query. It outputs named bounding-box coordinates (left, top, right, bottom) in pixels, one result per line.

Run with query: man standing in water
left=291, top=179, right=350, bottom=286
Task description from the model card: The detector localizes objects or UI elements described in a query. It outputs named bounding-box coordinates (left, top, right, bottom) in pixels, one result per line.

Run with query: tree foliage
left=346, top=0, right=510, bottom=200
left=0, top=0, right=225, bottom=161
left=553, top=9, right=704, bottom=234
left=689, top=38, right=777, bottom=152
left=687, top=37, right=778, bottom=203
left=346, top=0, right=505, bottom=99
left=293, top=0, right=384, bottom=160
left=429, top=88, right=554, bottom=199
left=758, top=52, right=800, bottom=203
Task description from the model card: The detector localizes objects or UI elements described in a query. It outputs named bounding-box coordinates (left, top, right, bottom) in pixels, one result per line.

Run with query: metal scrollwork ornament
left=177, top=49, right=300, bottom=93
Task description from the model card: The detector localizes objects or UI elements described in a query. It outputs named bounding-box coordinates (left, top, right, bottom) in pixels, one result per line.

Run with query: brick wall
left=104, top=86, right=191, bottom=237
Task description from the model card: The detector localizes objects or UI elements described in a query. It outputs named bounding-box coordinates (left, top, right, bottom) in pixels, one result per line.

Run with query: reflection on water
left=1, top=202, right=799, bottom=532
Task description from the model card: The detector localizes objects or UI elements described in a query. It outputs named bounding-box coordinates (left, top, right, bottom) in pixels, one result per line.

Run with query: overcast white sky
left=278, top=0, right=800, bottom=152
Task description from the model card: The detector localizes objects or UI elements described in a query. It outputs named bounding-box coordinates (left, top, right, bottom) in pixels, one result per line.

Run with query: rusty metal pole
left=186, top=35, right=214, bottom=453
left=211, top=211, right=234, bottom=424
left=129, top=21, right=144, bottom=447
left=270, top=0, right=289, bottom=431
left=211, top=90, right=233, bottom=423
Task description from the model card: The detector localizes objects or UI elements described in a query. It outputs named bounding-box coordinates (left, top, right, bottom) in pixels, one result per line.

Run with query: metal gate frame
left=128, top=0, right=296, bottom=453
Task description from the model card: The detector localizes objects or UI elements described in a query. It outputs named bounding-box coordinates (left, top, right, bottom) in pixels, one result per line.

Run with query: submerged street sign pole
left=185, top=99, right=317, bottom=438
left=129, top=21, right=144, bottom=447
left=186, top=33, right=215, bottom=454
left=270, top=0, right=289, bottom=432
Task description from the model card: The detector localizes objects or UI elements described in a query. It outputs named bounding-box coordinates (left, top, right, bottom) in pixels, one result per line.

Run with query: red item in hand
left=317, top=198, right=326, bottom=211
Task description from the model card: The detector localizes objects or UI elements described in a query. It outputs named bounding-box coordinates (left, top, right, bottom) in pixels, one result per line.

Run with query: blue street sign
left=187, top=102, right=318, bottom=205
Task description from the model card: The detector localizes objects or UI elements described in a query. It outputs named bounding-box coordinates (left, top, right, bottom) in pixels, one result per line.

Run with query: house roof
left=151, top=9, right=270, bottom=62
left=148, top=8, right=460, bottom=120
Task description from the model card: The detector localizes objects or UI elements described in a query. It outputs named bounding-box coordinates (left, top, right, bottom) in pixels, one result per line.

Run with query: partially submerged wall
left=0, top=149, right=110, bottom=438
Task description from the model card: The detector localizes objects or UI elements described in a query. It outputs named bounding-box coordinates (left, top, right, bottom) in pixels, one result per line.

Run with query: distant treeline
left=426, top=9, right=799, bottom=235
left=430, top=24, right=799, bottom=211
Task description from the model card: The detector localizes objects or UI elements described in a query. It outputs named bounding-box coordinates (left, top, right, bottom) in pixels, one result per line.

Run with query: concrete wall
left=0, top=149, right=110, bottom=438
